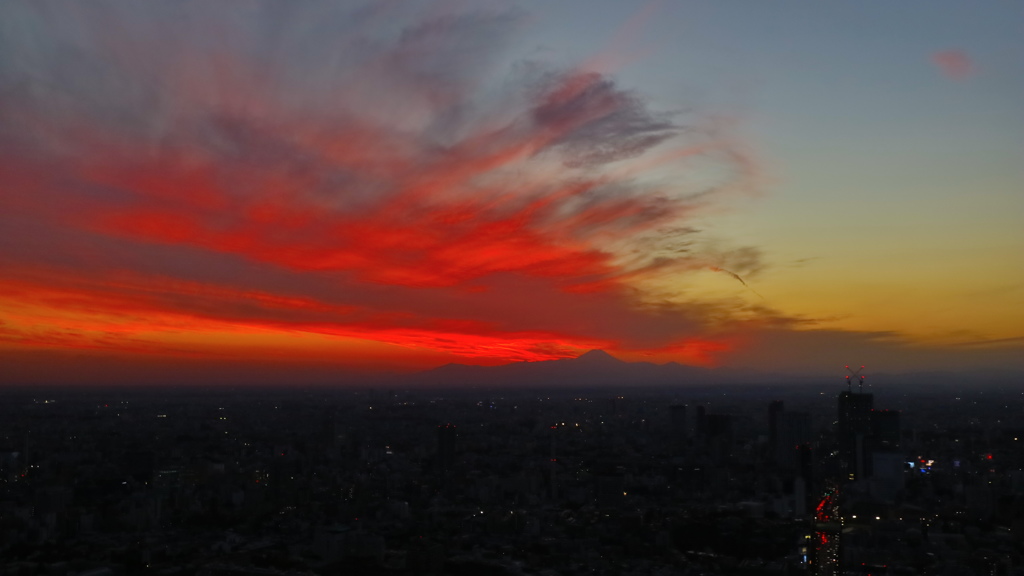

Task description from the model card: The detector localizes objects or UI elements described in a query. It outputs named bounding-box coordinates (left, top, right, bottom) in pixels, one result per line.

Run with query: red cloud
left=932, top=50, right=973, bottom=81
left=0, top=2, right=759, bottom=372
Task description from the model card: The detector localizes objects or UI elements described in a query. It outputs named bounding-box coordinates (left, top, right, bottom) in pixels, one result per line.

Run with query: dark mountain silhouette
left=411, top=349, right=725, bottom=388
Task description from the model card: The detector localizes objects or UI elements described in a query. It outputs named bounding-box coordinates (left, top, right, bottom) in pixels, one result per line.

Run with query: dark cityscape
left=3, top=361, right=1024, bottom=575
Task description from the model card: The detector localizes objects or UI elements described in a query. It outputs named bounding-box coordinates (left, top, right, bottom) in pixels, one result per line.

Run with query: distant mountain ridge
left=411, top=349, right=722, bottom=388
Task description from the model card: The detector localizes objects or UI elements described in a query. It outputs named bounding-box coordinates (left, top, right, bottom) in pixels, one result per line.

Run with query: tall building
left=870, top=451, right=905, bottom=501
left=549, top=423, right=559, bottom=500
left=669, top=404, right=687, bottom=454
left=768, top=400, right=784, bottom=463
left=870, top=409, right=901, bottom=449
left=809, top=485, right=842, bottom=576
left=777, top=411, right=812, bottom=469
left=436, top=423, right=457, bottom=473
left=837, top=391, right=873, bottom=481
left=694, top=405, right=708, bottom=447
left=796, top=443, right=815, bottom=503
left=706, top=414, right=734, bottom=460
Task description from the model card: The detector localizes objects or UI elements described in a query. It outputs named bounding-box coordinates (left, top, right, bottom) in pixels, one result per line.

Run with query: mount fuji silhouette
left=412, top=349, right=718, bottom=388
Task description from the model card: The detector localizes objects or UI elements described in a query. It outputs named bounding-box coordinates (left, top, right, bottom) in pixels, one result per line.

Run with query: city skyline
left=1, top=1, right=1021, bottom=385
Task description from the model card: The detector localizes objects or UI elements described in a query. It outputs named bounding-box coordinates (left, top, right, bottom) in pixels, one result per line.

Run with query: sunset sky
left=1, top=1, right=1021, bottom=385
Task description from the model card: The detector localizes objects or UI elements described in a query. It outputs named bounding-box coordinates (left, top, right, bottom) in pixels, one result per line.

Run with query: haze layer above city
left=1, top=1, right=1021, bottom=386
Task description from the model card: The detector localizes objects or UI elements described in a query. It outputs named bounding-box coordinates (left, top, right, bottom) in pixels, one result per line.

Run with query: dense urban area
left=2, top=375, right=1023, bottom=576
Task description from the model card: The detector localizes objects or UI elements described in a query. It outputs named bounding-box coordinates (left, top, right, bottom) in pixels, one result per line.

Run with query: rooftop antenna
left=845, top=365, right=865, bottom=394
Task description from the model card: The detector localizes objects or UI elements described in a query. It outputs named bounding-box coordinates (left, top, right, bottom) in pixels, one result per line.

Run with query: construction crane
left=844, top=365, right=865, bottom=394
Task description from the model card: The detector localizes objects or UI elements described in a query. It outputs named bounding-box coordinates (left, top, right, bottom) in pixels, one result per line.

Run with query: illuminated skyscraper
left=809, top=485, right=842, bottom=576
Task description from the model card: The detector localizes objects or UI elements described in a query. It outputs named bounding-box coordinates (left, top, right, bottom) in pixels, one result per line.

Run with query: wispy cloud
left=0, top=1, right=764, bottom=370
